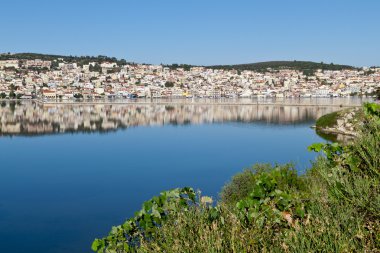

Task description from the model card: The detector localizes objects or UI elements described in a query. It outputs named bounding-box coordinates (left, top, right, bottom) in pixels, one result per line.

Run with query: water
left=0, top=100, right=361, bottom=253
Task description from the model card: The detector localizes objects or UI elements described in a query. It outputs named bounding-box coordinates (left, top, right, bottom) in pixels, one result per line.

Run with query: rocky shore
left=314, top=107, right=365, bottom=142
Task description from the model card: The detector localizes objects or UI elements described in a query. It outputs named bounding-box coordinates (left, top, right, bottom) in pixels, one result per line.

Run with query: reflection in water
left=0, top=101, right=343, bottom=136
left=315, top=128, right=355, bottom=143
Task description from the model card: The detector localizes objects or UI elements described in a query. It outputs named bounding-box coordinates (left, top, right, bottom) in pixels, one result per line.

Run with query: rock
left=337, top=126, right=346, bottom=132
left=337, top=119, right=344, bottom=126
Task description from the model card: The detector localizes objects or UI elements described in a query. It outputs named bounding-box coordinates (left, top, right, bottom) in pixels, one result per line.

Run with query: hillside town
left=0, top=57, right=380, bottom=100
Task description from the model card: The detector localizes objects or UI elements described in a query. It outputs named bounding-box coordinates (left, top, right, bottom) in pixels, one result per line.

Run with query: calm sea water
left=0, top=100, right=366, bottom=253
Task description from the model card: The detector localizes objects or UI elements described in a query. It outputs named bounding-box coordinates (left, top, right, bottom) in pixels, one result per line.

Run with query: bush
left=235, top=166, right=308, bottom=230
left=220, top=163, right=305, bottom=206
left=164, top=81, right=175, bottom=88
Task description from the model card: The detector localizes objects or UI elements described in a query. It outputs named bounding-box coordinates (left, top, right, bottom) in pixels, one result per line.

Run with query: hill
left=0, top=52, right=130, bottom=66
left=1, top=53, right=357, bottom=72
left=208, top=60, right=357, bottom=72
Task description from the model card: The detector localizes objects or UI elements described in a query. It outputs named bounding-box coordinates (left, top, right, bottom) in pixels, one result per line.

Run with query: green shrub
left=364, top=102, right=380, bottom=119
left=233, top=165, right=308, bottom=230
left=220, top=163, right=305, bottom=206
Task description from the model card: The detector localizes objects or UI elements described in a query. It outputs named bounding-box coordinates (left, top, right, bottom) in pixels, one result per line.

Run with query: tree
left=9, top=91, right=16, bottom=99
left=376, top=88, right=380, bottom=100
left=164, top=81, right=175, bottom=88
left=0, top=93, right=6, bottom=99
left=89, top=63, right=102, bottom=73
left=303, top=69, right=314, bottom=77
left=51, top=61, right=59, bottom=69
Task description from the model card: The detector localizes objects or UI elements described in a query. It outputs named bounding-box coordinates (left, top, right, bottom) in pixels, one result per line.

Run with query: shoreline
left=316, top=127, right=357, bottom=137
left=314, top=107, right=366, bottom=141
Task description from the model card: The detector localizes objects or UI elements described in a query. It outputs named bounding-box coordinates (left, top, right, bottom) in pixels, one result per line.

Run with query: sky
left=1, top=0, right=379, bottom=67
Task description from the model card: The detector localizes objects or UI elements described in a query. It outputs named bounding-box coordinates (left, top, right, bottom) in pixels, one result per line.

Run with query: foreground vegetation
left=93, top=103, right=380, bottom=253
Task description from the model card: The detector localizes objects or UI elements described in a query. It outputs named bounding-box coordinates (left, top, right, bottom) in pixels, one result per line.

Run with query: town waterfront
left=0, top=99, right=370, bottom=253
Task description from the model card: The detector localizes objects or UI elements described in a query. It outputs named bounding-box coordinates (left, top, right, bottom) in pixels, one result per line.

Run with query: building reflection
left=0, top=101, right=342, bottom=136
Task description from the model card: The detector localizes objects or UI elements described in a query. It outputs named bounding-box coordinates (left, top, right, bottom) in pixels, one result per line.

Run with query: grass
left=315, top=110, right=341, bottom=128
left=93, top=104, right=380, bottom=253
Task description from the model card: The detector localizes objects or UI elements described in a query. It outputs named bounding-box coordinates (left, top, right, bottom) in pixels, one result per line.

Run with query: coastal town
left=0, top=55, right=380, bottom=100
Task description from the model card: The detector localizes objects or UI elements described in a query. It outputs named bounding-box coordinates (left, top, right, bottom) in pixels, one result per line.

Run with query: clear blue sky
left=1, top=0, right=379, bottom=66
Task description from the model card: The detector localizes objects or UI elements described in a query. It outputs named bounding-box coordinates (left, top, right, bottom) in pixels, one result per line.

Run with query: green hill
left=208, top=60, right=356, bottom=72
left=1, top=53, right=357, bottom=72
left=0, top=53, right=129, bottom=66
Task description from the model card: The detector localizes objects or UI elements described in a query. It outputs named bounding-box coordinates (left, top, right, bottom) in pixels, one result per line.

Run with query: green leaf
left=308, top=143, right=324, bottom=152
left=236, top=200, right=246, bottom=209
left=91, top=239, right=104, bottom=252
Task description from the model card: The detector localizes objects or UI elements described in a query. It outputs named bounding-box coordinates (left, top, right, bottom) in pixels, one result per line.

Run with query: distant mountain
left=207, top=61, right=357, bottom=72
